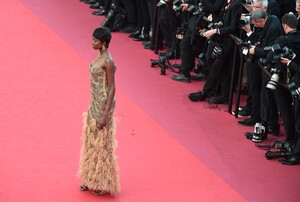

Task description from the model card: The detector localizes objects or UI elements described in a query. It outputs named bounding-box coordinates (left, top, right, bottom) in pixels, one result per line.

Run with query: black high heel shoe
left=92, top=190, right=107, bottom=195
left=80, top=185, right=88, bottom=191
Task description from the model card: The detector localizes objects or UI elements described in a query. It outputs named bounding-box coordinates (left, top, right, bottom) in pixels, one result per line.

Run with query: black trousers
left=179, top=16, right=206, bottom=78
left=202, top=37, right=234, bottom=97
left=246, top=59, right=262, bottom=121
left=260, top=72, right=279, bottom=129
left=135, top=0, right=151, bottom=34
left=159, top=5, right=179, bottom=51
left=119, top=0, right=137, bottom=27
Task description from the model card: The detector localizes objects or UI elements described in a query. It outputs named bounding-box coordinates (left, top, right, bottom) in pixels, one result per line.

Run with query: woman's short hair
left=93, top=27, right=112, bottom=48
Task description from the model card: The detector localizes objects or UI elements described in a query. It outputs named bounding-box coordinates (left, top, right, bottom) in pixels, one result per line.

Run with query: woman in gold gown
left=78, top=27, right=120, bottom=196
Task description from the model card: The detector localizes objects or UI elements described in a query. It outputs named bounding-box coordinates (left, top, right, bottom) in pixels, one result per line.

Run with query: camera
left=101, top=3, right=117, bottom=27
left=150, top=51, right=177, bottom=75
left=176, top=23, right=188, bottom=40
left=265, top=140, right=293, bottom=160
left=239, top=15, right=250, bottom=27
left=193, top=4, right=205, bottom=16
left=266, top=70, right=280, bottom=91
left=262, top=44, right=295, bottom=91
left=252, top=122, right=266, bottom=143
left=196, top=15, right=220, bottom=35
left=173, top=0, right=194, bottom=13
left=287, top=81, right=300, bottom=98
left=265, top=44, right=295, bottom=64
left=211, top=45, right=222, bottom=60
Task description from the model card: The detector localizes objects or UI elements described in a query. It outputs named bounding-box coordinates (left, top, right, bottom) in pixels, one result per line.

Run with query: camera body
left=265, top=44, right=295, bottom=65
left=239, top=15, right=251, bottom=27
left=287, top=81, right=300, bottom=98
left=252, top=123, right=267, bottom=143
left=262, top=44, right=295, bottom=91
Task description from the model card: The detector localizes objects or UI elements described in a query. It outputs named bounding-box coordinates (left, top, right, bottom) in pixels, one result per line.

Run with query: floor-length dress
left=78, top=55, right=120, bottom=195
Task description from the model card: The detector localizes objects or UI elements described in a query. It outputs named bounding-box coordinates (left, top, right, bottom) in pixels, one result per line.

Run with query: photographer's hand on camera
left=202, top=29, right=217, bottom=39
left=180, top=3, right=189, bottom=12
left=249, top=45, right=256, bottom=55
left=280, top=57, right=291, bottom=65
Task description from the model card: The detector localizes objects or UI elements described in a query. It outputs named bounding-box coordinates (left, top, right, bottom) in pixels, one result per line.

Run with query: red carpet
left=0, top=0, right=299, bottom=201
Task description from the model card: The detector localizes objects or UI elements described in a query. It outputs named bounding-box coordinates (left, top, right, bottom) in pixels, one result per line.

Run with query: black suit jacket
left=254, top=15, right=283, bottom=59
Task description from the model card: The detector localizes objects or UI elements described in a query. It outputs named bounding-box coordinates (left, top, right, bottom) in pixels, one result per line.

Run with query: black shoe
left=142, top=41, right=151, bottom=46
left=191, top=73, right=207, bottom=81
left=280, top=156, right=300, bottom=165
left=252, top=132, right=267, bottom=143
left=268, top=124, right=280, bottom=136
left=133, top=34, right=150, bottom=41
left=92, top=8, right=106, bottom=15
left=80, top=185, right=88, bottom=191
left=245, top=132, right=254, bottom=140
left=90, top=2, right=100, bottom=9
left=238, top=107, right=251, bottom=116
left=171, top=74, right=191, bottom=83
left=208, top=96, right=229, bottom=104
left=129, top=30, right=141, bottom=38
left=238, top=118, right=258, bottom=126
left=188, top=90, right=207, bottom=101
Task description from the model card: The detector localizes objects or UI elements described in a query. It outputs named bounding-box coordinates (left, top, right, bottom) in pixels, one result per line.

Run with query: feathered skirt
left=78, top=112, right=120, bottom=195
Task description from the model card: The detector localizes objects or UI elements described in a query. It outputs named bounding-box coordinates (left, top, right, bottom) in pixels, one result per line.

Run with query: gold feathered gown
left=78, top=60, right=120, bottom=195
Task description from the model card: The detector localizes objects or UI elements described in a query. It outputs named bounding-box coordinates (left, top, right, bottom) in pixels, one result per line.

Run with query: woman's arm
left=98, top=58, right=116, bottom=129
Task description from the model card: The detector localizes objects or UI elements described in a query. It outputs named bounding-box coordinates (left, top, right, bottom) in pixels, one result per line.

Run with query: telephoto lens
left=265, top=151, right=293, bottom=159
left=266, top=73, right=279, bottom=91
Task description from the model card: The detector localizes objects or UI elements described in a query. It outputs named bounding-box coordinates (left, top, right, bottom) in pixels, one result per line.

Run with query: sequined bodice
left=88, top=57, right=115, bottom=121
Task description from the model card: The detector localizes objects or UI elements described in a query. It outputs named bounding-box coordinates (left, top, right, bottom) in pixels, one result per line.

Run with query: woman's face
left=92, top=37, right=103, bottom=50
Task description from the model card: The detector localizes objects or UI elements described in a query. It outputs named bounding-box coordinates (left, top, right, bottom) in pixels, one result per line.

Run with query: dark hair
left=93, top=27, right=112, bottom=48
left=281, top=13, right=298, bottom=30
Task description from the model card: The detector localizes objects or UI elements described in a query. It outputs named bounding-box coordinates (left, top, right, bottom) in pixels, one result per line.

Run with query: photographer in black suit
left=187, top=0, right=242, bottom=103
left=274, top=13, right=300, bottom=165
left=239, top=10, right=283, bottom=142
left=238, top=0, right=281, bottom=129
left=171, top=0, right=226, bottom=83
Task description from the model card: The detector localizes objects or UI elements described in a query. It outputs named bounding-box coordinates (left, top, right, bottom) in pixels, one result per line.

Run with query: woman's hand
left=97, top=114, right=108, bottom=130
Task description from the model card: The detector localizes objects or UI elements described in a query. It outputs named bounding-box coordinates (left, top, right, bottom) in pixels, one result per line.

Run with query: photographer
left=270, top=13, right=300, bottom=165
left=280, top=59, right=300, bottom=165
left=239, top=10, right=283, bottom=142
left=171, top=0, right=226, bottom=83
left=188, top=0, right=243, bottom=103
left=238, top=0, right=281, bottom=128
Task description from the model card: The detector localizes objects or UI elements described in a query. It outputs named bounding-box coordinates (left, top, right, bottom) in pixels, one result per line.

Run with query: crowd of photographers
left=80, top=0, right=300, bottom=165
